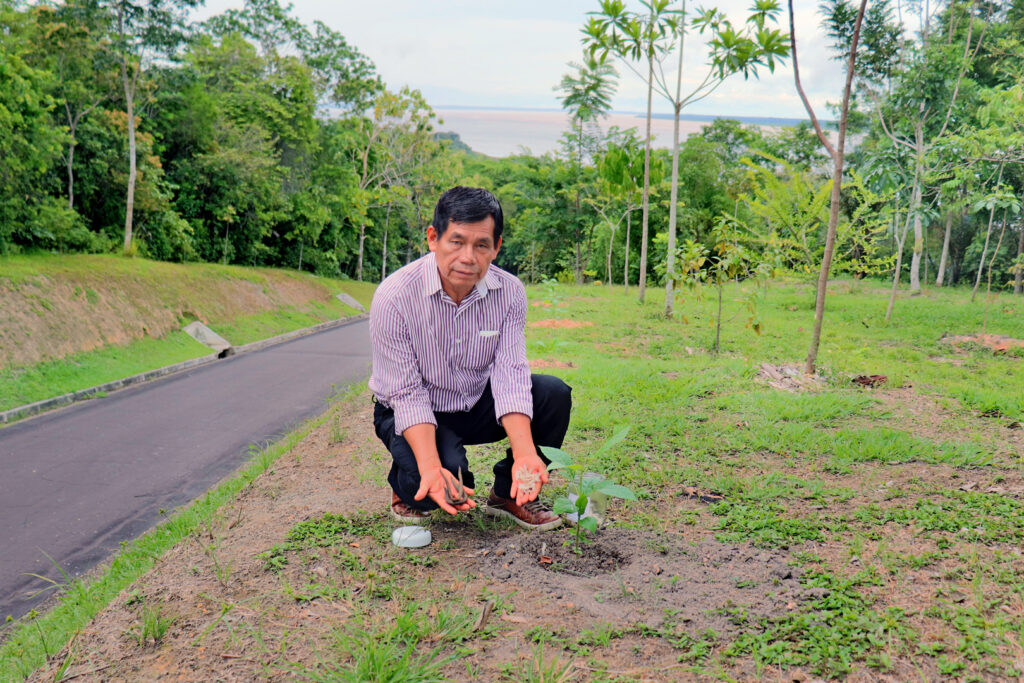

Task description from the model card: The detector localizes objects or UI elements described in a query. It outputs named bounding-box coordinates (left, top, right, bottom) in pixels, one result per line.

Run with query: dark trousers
left=372, top=374, right=572, bottom=510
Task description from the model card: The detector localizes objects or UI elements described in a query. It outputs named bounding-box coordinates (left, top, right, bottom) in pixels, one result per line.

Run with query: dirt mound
left=528, top=319, right=594, bottom=329
left=0, top=256, right=350, bottom=369
left=941, top=333, right=1024, bottom=354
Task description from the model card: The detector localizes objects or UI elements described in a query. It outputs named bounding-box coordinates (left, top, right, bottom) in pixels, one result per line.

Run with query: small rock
left=771, top=565, right=793, bottom=580
left=494, top=548, right=505, bottom=557
left=788, top=669, right=808, bottom=682
left=496, top=569, right=512, bottom=580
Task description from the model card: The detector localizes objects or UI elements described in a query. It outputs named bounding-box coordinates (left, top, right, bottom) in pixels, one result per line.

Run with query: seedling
left=541, top=425, right=636, bottom=552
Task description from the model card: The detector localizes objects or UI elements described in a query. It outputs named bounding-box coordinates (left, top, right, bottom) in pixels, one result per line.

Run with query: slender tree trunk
left=298, top=240, right=303, bottom=272
left=908, top=127, right=924, bottom=294
left=624, top=210, right=631, bottom=293
left=638, top=53, right=654, bottom=303
left=983, top=208, right=1010, bottom=331
left=575, top=118, right=584, bottom=284
left=121, top=57, right=137, bottom=253
left=664, top=101, right=682, bottom=318
left=1014, top=216, right=1024, bottom=295
left=606, top=224, right=615, bottom=286
left=936, top=211, right=953, bottom=285
left=789, top=0, right=867, bottom=375
left=664, top=2, right=686, bottom=318
left=714, top=280, right=723, bottom=354
left=885, top=212, right=909, bottom=324
left=357, top=224, right=366, bottom=281
left=66, top=140, right=76, bottom=211
left=972, top=164, right=1004, bottom=302
left=381, top=204, right=392, bottom=281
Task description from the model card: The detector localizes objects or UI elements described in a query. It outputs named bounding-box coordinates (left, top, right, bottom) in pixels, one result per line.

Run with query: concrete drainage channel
left=0, top=292, right=367, bottom=426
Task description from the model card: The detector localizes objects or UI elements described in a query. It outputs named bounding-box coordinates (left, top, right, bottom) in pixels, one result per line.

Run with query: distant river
left=433, top=108, right=792, bottom=158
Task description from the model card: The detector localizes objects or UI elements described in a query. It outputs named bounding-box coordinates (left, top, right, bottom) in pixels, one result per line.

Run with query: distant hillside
left=0, top=255, right=373, bottom=369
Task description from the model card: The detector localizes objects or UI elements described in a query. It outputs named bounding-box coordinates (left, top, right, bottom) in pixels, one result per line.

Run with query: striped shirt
left=369, top=252, right=533, bottom=435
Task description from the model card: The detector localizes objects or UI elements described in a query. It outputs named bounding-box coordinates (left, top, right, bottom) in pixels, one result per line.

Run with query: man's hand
left=509, top=451, right=549, bottom=506
left=414, top=467, right=476, bottom=515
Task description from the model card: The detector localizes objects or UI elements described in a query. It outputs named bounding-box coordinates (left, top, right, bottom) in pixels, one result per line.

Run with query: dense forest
left=1, top=0, right=1022, bottom=301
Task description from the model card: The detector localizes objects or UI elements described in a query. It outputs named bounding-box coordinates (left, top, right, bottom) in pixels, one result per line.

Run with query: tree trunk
left=936, top=211, right=953, bottom=285
left=885, top=213, right=908, bottom=324
left=908, top=127, right=925, bottom=294
left=638, top=53, right=654, bottom=304
left=66, top=138, right=76, bottom=211
left=381, top=204, right=392, bottom=281
left=606, top=224, right=615, bottom=286
left=121, top=58, right=137, bottom=253
left=983, top=208, right=1010, bottom=331
left=575, top=118, right=584, bottom=285
left=1014, top=216, right=1024, bottom=295
left=664, top=101, right=682, bottom=318
left=793, top=0, right=867, bottom=375
left=972, top=164, right=1004, bottom=302
left=298, top=240, right=303, bottom=272
left=357, top=224, right=366, bottom=281
left=624, top=210, right=631, bottom=293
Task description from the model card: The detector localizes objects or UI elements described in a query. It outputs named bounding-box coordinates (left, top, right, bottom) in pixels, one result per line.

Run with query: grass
left=0, top=254, right=375, bottom=414
left=6, top=276, right=1024, bottom=680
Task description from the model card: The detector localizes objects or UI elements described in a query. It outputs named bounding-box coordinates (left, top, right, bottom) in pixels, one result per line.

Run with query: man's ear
left=426, top=225, right=438, bottom=252
left=495, top=235, right=502, bottom=253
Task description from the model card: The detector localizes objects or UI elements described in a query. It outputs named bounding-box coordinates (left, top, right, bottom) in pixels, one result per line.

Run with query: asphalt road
left=0, top=318, right=371, bottom=621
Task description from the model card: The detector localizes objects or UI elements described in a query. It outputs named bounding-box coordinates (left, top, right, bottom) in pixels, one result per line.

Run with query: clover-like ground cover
left=9, top=278, right=1024, bottom=682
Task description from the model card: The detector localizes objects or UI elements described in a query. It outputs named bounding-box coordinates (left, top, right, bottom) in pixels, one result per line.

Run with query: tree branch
left=788, top=0, right=837, bottom=161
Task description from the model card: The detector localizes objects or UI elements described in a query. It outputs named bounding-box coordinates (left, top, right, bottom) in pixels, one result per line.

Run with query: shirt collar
left=421, top=252, right=505, bottom=300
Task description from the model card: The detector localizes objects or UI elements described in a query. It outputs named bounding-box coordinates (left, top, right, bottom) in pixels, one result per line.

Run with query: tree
left=583, top=0, right=681, bottom=303
left=787, top=0, right=867, bottom=375
left=556, top=54, right=618, bottom=283
left=109, top=0, right=199, bottom=253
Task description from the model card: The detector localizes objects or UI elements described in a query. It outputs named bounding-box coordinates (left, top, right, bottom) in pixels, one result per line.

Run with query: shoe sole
left=483, top=504, right=562, bottom=532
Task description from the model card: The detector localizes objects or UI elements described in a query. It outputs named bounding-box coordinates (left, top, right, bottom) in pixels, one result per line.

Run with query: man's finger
left=509, top=480, right=519, bottom=500
left=413, top=483, right=429, bottom=501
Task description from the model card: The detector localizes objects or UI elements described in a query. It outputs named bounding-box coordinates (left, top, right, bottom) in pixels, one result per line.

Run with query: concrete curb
left=0, top=314, right=368, bottom=426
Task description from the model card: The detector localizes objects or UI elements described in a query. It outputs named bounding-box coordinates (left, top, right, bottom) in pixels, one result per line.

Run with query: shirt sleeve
left=369, top=295, right=437, bottom=435
left=489, top=278, right=533, bottom=422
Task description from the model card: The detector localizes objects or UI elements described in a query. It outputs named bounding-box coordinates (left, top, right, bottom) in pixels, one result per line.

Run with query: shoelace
left=523, top=500, right=551, bottom=514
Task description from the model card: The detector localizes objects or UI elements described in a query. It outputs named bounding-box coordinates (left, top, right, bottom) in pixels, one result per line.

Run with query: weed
left=128, top=603, right=174, bottom=647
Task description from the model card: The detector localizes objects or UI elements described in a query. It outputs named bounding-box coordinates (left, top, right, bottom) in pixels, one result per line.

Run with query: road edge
left=0, top=314, right=368, bottom=426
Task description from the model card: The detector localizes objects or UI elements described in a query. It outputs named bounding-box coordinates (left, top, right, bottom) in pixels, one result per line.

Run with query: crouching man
left=370, top=186, right=571, bottom=531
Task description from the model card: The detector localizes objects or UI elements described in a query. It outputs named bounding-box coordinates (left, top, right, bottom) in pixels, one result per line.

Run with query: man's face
left=427, top=217, right=501, bottom=301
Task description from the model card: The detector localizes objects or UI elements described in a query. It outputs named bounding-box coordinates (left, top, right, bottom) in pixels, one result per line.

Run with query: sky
left=192, top=0, right=848, bottom=120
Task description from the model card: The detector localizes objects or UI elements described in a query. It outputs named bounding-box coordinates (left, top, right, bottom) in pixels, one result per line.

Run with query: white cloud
left=193, top=0, right=850, bottom=119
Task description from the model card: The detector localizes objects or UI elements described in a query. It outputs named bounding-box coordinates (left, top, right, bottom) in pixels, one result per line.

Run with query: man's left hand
left=509, top=451, right=549, bottom=506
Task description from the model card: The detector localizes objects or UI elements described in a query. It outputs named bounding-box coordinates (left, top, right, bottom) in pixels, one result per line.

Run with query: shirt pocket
left=463, top=329, right=501, bottom=369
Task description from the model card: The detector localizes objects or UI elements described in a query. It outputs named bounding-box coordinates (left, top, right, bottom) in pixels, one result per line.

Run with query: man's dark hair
left=432, top=186, right=504, bottom=242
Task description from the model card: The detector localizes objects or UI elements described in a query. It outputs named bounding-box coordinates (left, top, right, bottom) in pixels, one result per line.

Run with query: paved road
left=0, top=319, right=371, bottom=621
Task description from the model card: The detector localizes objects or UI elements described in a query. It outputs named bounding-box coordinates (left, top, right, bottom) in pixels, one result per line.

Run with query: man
left=369, top=186, right=571, bottom=531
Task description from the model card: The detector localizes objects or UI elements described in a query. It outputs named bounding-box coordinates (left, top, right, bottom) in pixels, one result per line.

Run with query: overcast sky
left=193, top=1, right=847, bottom=119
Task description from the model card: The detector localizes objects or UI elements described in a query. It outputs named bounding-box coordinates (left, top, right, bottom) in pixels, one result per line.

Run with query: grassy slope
left=5, top=277, right=1024, bottom=680
left=0, top=254, right=376, bottom=412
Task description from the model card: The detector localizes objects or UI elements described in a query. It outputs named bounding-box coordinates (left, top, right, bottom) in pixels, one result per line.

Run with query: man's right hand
left=414, top=467, right=476, bottom=515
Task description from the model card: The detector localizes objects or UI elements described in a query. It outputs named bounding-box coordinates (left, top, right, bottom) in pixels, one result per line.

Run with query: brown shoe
left=484, top=490, right=562, bottom=531
left=391, top=493, right=431, bottom=524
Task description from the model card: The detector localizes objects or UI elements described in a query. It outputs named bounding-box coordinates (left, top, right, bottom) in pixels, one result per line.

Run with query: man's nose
left=458, top=244, right=475, bottom=261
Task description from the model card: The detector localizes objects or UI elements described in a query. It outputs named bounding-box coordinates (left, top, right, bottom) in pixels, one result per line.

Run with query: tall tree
left=584, top=0, right=680, bottom=303
left=109, top=0, right=199, bottom=253
left=557, top=54, right=618, bottom=283
left=788, top=0, right=867, bottom=375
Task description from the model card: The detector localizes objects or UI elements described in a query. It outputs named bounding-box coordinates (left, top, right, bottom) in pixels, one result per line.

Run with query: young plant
left=541, top=425, right=636, bottom=552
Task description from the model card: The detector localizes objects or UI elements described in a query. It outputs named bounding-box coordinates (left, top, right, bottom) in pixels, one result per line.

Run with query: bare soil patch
left=530, top=359, right=576, bottom=370
left=528, top=319, right=594, bottom=329
left=941, top=333, right=1024, bottom=354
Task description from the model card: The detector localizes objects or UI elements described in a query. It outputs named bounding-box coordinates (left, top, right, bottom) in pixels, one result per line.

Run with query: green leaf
left=580, top=517, right=599, bottom=533
left=594, top=424, right=631, bottom=456
left=553, top=498, right=577, bottom=515
left=576, top=494, right=589, bottom=515
left=540, top=446, right=572, bottom=470
left=595, top=482, right=637, bottom=500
